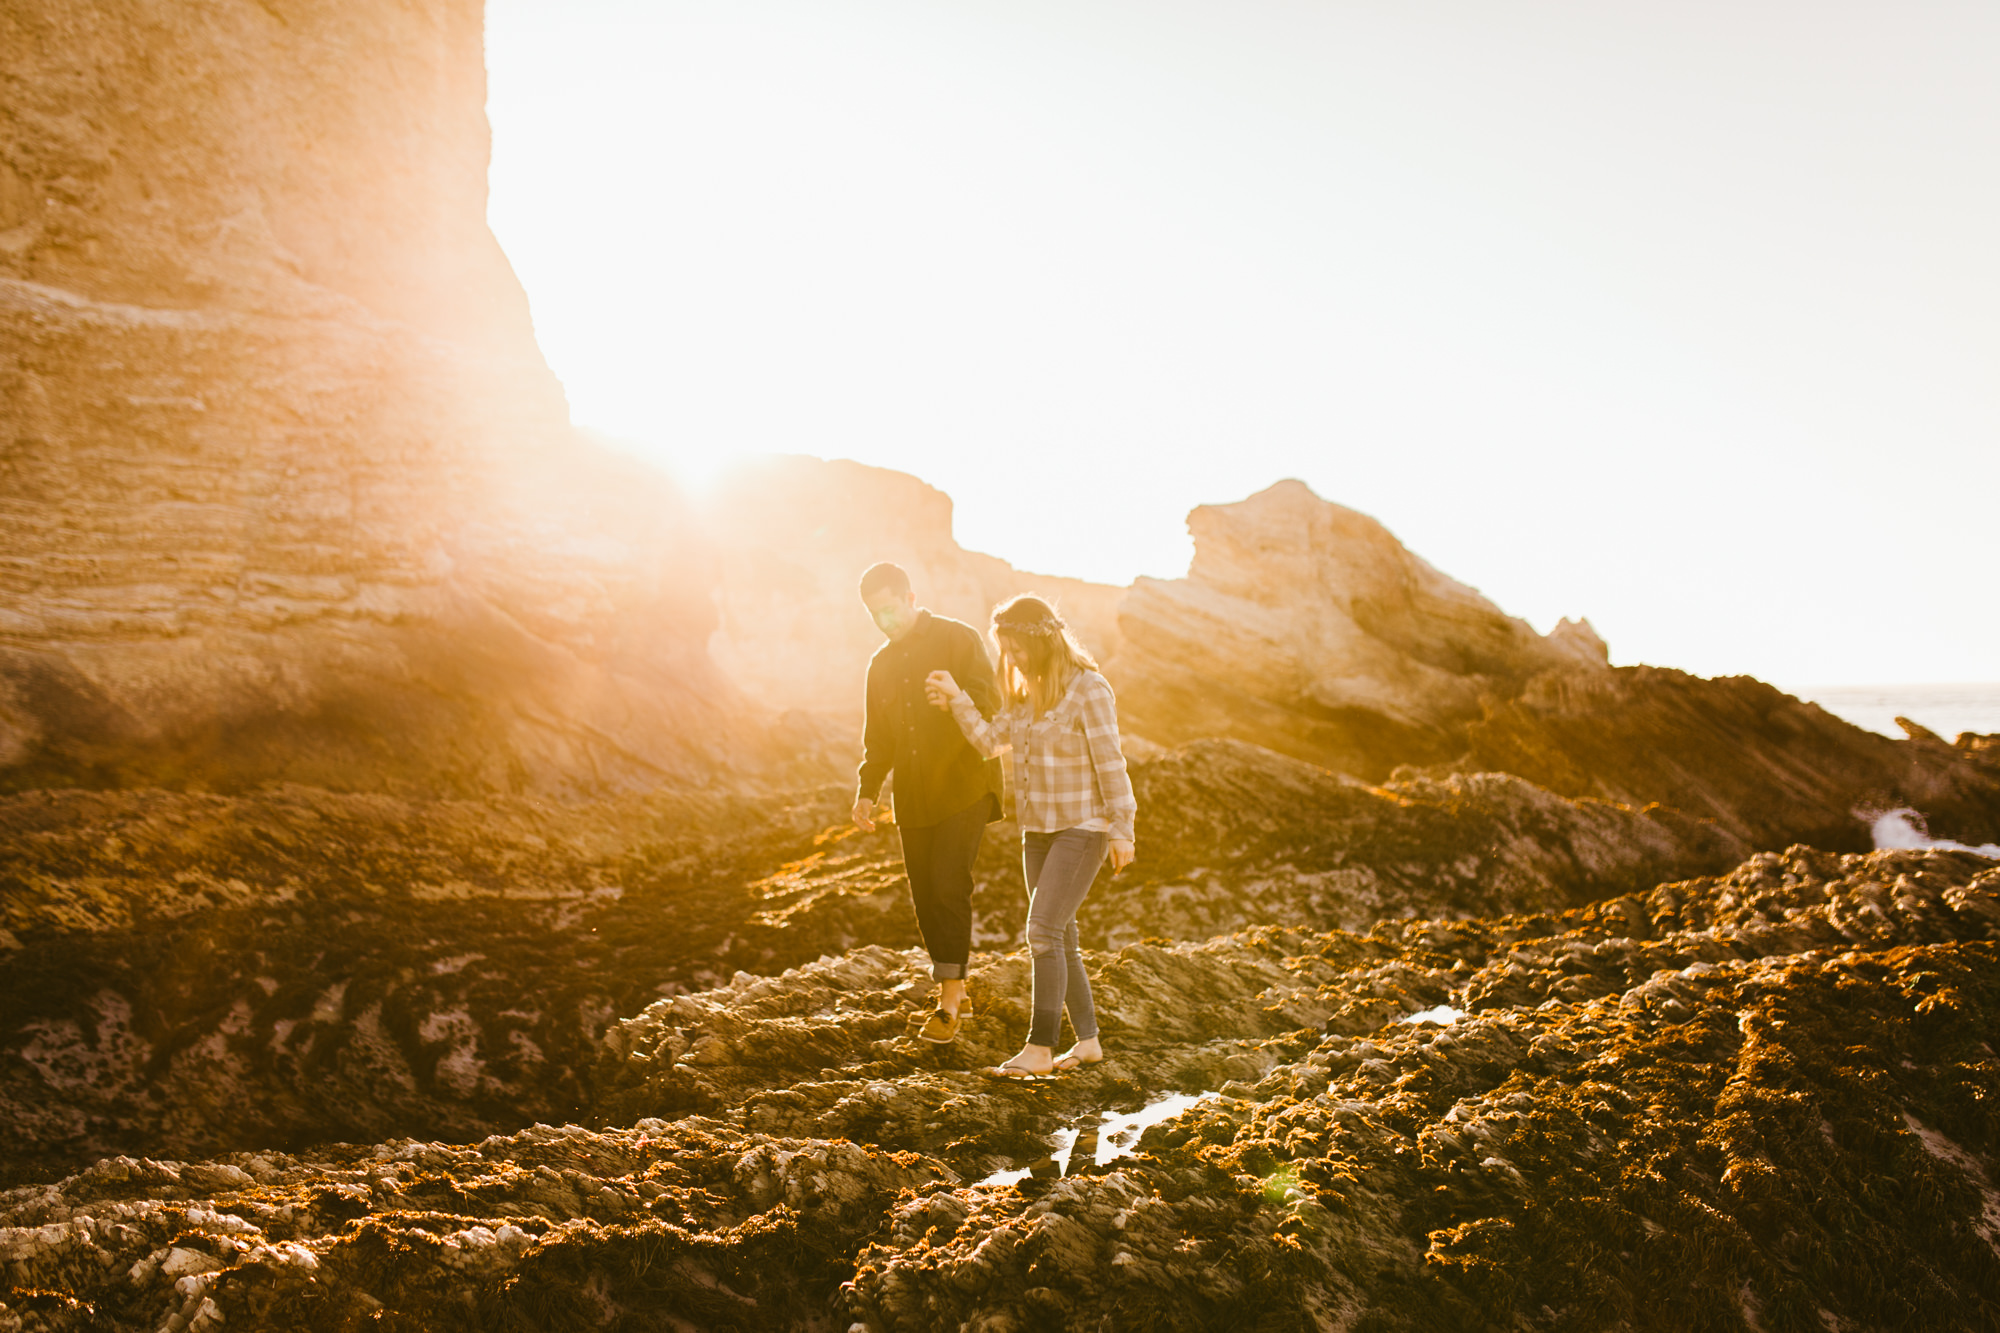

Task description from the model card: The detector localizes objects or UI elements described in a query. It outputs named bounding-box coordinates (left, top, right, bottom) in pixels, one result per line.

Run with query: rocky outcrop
left=0, top=0, right=792, bottom=797
left=1465, top=667, right=2000, bottom=852
left=1112, top=480, right=2000, bottom=852
left=703, top=455, right=1124, bottom=721
left=1111, top=479, right=1609, bottom=773
left=0, top=741, right=1746, bottom=1187
left=7, top=846, right=1997, bottom=1330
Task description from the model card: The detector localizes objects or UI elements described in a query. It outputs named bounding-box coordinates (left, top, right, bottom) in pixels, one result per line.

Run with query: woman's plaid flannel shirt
left=947, top=669, right=1137, bottom=843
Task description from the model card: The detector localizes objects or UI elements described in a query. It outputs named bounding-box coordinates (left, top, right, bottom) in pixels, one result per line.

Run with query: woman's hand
left=1108, top=839, right=1135, bottom=874
left=925, top=670, right=962, bottom=708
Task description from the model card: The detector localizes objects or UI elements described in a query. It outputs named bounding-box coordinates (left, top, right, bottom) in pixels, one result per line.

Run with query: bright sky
left=484, top=0, right=1998, bottom=686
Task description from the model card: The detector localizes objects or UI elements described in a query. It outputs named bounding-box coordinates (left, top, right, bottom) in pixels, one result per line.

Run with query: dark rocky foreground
left=4, top=844, right=1997, bottom=1331
left=1, top=741, right=1748, bottom=1186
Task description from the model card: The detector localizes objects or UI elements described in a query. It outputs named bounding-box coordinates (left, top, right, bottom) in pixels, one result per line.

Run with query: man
left=853, top=562, right=1004, bottom=1044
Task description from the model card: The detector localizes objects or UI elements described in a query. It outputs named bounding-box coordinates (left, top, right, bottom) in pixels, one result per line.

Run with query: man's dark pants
left=898, top=796, right=990, bottom=981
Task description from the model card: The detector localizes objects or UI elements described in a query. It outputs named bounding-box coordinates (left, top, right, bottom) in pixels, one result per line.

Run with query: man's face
left=864, top=587, right=919, bottom=641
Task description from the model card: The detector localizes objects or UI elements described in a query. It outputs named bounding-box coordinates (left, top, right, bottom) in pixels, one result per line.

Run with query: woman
left=924, top=595, right=1137, bottom=1078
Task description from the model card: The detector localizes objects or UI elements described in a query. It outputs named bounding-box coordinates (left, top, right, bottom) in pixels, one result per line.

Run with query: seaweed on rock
left=6, top=847, right=1998, bottom=1330
left=0, top=743, right=1748, bottom=1185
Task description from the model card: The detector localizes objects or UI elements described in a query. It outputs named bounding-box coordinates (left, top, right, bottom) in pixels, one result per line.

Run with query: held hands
left=1109, top=839, right=1135, bottom=874
left=924, top=670, right=962, bottom=709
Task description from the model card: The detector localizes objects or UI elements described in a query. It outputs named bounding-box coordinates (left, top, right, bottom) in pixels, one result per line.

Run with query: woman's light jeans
left=1021, top=828, right=1107, bottom=1048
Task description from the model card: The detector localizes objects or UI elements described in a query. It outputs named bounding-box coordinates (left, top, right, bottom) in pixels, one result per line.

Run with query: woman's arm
left=1079, top=675, right=1138, bottom=848
left=926, top=670, right=1013, bottom=757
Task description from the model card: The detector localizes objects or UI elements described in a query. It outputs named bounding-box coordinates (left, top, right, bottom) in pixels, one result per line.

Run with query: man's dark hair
left=858, top=562, right=912, bottom=599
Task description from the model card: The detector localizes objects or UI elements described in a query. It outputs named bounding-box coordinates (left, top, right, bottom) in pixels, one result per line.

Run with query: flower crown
left=995, top=614, right=1066, bottom=639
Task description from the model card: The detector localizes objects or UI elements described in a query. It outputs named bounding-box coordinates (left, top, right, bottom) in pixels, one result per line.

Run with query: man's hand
left=1109, top=839, right=1136, bottom=874
left=924, top=670, right=962, bottom=708
left=852, top=798, right=877, bottom=832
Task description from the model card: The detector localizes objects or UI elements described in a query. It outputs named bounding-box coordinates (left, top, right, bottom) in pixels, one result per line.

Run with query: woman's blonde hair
left=991, top=595, right=1098, bottom=717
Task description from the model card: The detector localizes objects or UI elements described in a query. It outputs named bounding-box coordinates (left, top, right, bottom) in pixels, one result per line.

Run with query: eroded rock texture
left=0, top=740, right=1745, bottom=1188
left=1111, top=481, right=2000, bottom=852
left=0, top=0, right=790, bottom=797
left=5, top=847, right=1997, bottom=1331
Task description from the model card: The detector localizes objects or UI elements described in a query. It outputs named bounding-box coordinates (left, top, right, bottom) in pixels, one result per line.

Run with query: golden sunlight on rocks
left=2, top=4, right=2000, bottom=1331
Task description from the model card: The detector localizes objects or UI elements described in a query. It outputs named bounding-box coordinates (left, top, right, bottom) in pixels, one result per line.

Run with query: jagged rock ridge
left=1110, top=480, right=2000, bottom=852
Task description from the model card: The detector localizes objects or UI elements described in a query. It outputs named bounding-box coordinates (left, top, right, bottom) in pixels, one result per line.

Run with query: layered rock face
left=1112, top=480, right=2000, bottom=851
left=703, top=455, right=1124, bottom=721
left=0, top=0, right=783, bottom=797
left=8, top=846, right=1997, bottom=1330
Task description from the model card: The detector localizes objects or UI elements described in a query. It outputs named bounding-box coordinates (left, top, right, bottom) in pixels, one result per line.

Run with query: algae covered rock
left=1, top=738, right=1750, bottom=1187
left=8, top=847, right=2000, bottom=1330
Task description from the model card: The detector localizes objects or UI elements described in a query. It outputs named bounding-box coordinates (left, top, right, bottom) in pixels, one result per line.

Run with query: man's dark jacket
left=856, top=610, right=1004, bottom=828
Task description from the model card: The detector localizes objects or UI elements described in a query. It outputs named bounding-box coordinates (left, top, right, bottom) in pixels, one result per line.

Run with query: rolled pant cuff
left=931, top=962, right=967, bottom=981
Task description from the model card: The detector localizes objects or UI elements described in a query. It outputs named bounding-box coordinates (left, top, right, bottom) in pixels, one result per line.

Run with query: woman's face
left=997, top=634, right=1029, bottom=675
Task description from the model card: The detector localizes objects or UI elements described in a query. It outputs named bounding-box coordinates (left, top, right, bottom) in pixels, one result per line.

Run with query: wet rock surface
left=0, top=741, right=1748, bottom=1186
left=5, top=846, right=1997, bottom=1330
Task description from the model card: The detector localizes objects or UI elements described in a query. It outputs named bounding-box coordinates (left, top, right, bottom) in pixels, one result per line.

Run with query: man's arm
left=854, top=656, right=893, bottom=826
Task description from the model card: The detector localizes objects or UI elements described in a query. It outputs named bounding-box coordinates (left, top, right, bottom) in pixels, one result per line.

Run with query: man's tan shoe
left=917, top=1007, right=963, bottom=1043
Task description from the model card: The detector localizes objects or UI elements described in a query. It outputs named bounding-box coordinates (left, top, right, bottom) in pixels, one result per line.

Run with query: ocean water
left=1870, top=809, right=2000, bottom=858
left=1787, top=682, right=2000, bottom=742
left=976, top=1091, right=1219, bottom=1186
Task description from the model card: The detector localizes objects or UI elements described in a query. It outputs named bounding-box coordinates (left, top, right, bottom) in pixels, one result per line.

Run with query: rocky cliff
left=1111, top=480, right=2000, bottom=852
left=0, top=0, right=793, bottom=797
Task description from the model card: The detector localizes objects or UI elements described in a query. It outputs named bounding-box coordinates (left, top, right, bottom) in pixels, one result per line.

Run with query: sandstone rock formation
left=1111, top=480, right=2000, bottom=852
left=7, top=846, right=1997, bottom=1330
left=0, top=0, right=790, bottom=797
left=1111, top=479, right=1610, bottom=773
left=702, top=455, right=1124, bottom=721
